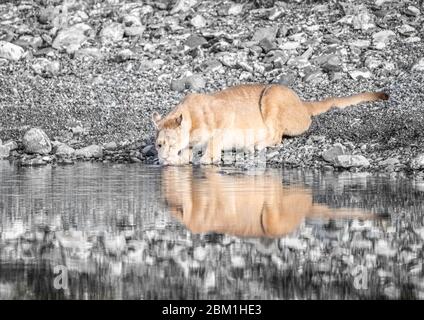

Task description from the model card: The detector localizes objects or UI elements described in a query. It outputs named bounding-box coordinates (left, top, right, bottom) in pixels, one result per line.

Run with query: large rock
left=52, top=23, right=91, bottom=53
left=334, top=155, right=370, bottom=168
left=22, top=128, right=52, bottom=155
left=100, top=22, right=124, bottom=44
left=0, top=41, right=24, bottom=61
left=74, top=145, right=103, bottom=158
left=322, top=143, right=347, bottom=162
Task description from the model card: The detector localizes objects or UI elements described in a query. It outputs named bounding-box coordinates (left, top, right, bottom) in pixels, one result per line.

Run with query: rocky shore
left=1, top=0, right=424, bottom=174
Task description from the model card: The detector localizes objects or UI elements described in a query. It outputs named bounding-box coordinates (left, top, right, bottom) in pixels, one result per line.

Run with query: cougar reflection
left=162, top=167, right=373, bottom=238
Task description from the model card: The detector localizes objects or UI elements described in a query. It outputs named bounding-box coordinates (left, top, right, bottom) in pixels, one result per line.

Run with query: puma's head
left=152, top=112, right=189, bottom=165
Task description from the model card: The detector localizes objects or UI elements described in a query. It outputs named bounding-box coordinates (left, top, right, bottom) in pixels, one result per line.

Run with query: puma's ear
left=152, top=112, right=162, bottom=127
left=175, top=114, right=183, bottom=126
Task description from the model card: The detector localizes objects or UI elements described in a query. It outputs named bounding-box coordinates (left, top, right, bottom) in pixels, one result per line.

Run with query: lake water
left=0, top=160, right=424, bottom=299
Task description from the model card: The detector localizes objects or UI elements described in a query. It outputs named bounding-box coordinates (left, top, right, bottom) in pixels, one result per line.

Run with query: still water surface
left=0, top=161, right=424, bottom=299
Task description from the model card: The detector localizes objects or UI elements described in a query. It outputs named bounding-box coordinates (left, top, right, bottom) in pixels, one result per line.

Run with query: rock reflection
left=162, top=167, right=374, bottom=238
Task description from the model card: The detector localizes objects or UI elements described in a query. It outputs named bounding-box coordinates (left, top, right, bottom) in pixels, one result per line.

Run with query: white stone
left=0, top=41, right=24, bottom=61
left=335, top=155, right=370, bottom=168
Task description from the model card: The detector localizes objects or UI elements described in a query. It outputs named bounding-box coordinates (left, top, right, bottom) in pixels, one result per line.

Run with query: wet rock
left=412, top=58, right=424, bottom=72
left=52, top=23, right=91, bottom=53
left=335, top=155, right=370, bottom=168
left=0, top=145, right=10, bottom=159
left=3, top=140, right=17, bottom=151
left=0, top=41, right=24, bottom=61
left=31, top=58, right=60, bottom=77
left=20, top=157, right=47, bottom=166
left=190, top=14, right=206, bottom=28
left=322, top=143, right=347, bottom=162
left=74, top=145, right=103, bottom=158
left=372, top=30, right=396, bottom=49
left=100, top=22, right=125, bottom=44
left=410, top=154, right=424, bottom=170
left=22, top=128, right=52, bottom=155
left=55, top=143, right=75, bottom=156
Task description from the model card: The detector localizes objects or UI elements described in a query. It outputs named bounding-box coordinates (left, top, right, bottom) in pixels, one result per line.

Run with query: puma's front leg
left=179, top=147, right=193, bottom=164
left=200, top=137, right=223, bottom=165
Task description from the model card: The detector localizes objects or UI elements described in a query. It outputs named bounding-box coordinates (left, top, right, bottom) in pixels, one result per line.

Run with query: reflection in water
left=162, top=167, right=374, bottom=238
left=0, top=161, right=423, bottom=299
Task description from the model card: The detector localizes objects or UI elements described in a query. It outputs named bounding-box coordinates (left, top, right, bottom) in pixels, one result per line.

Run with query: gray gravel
left=1, top=0, right=424, bottom=172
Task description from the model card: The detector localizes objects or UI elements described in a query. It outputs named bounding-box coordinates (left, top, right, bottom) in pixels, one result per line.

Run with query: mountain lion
left=152, top=84, right=388, bottom=165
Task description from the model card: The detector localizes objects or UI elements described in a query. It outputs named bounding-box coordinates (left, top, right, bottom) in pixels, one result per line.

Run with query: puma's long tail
left=303, top=92, right=389, bottom=116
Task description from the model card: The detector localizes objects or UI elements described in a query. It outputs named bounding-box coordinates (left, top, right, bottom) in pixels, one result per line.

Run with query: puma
left=152, top=84, right=388, bottom=165
left=162, top=167, right=374, bottom=237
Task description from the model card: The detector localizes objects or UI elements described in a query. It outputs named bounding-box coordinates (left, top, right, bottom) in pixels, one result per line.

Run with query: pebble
left=55, top=143, right=75, bottom=156
left=349, top=69, right=372, bottom=80
left=190, top=15, right=206, bottom=28
left=410, top=154, right=424, bottom=170
left=412, top=58, right=424, bottom=72
left=100, top=22, right=125, bottom=44
left=52, top=23, right=91, bottom=53
left=372, top=30, right=396, bottom=49
left=228, top=3, right=244, bottom=15
left=0, top=41, right=24, bottom=61
left=0, top=145, right=10, bottom=159
left=31, top=58, right=60, bottom=77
